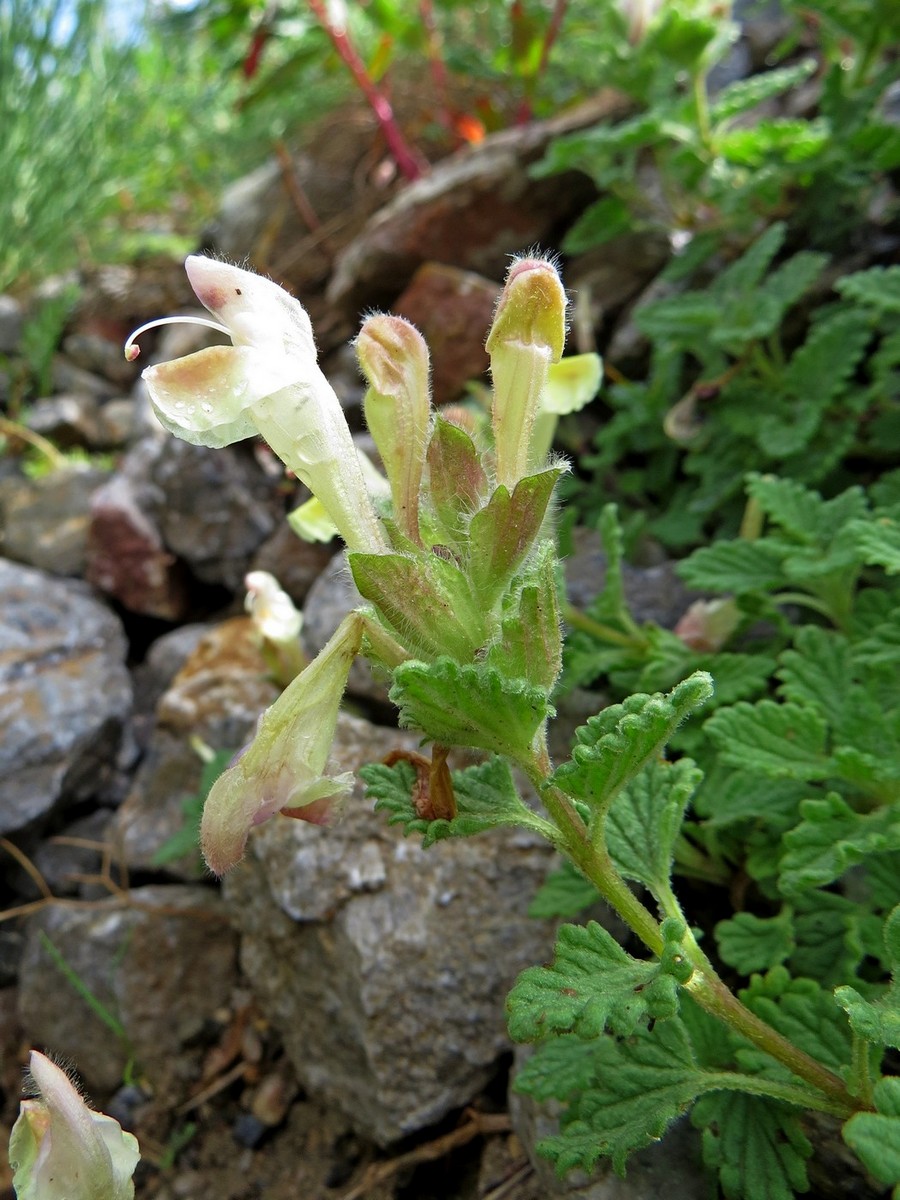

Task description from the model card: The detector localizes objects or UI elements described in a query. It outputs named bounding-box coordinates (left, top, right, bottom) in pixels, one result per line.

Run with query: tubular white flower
left=9, top=1052, right=140, bottom=1200
left=129, top=256, right=387, bottom=554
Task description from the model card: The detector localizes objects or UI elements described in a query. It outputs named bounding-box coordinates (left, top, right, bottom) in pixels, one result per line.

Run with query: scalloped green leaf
left=676, top=539, right=787, bottom=593
left=467, top=469, right=562, bottom=607
left=716, top=909, right=795, bottom=974
left=835, top=905, right=900, bottom=1051
left=606, top=757, right=702, bottom=899
left=842, top=1077, right=900, bottom=1192
left=739, top=967, right=852, bottom=1073
left=528, top=861, right=600, bottom=918
left=551, top=674, right=712, bottom=814
left=705, top=700, right=831, bottom=781
left=780, top=794, right=900, bottom=895
left=693, top=1091, right=812, bottom=1200
left=506, top=919, right=688, bottom=1043
left=389, top=657, right=552, bottom=765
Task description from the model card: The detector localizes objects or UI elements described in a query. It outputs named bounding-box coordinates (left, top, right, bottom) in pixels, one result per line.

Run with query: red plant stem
left=306, top=0, right=427, bottom=181
left=537, top=0, right=568, bottom=75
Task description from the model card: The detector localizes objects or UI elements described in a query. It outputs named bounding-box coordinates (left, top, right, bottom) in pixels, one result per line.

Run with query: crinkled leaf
left=533, top=1019, right=705, bottom=1176
left=705, top=700, right=831, bottom=781
left=506, top=918, right=689, bottom=1043
left=842, top=1077, right=900, bottom=1192
left=836, top=264, right=900, bottom=314
left=528, top=861, right=600, bottom=918
left=835, top=905, right=900, bottom=1051
left=552, top=674, right=712, bottom=814
left=780, top=793, right=900, bottom=895
left=562, top=195, right=633, bottom=253
left=390, top=657, right=552, bottom=765
left=716, top=909, right=795, bottom=974
left=425, top=417, right=489, bottom=542
left=513, top=1034, right=602, bottom=1103
left=485, top=542, right=562, bottom=690
left=740, top=967, right=852, bottom=1074
left=745, top=473, right=825, bottom=543
left=710, top=60, right=817, bottom=122
left=791, top=890, right=881, bottom=989
left=676, top=539, right=787, bottom=593
left=693, top=1091, right=811, bottom=1200
left=606, top=757, right=702, bottom=899
left=361, top=756, right=552, bottom=848
left=846, top=515, right=900, bottom=575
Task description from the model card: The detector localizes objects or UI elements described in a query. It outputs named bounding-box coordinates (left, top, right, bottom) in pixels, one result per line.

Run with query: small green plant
left=119, top=252, right=898, bottom=1199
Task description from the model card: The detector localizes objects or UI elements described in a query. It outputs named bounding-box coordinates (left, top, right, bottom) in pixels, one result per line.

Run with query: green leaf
left=791, top=890, right=880, bottom=988
left=528, top=861, right=600, bottom=918
left=745, top=473, right=824, bottom=542
left=842, top=1077, right=900, bottom=1192
left=513, top=1034, right=601, bottom=1102
left=705, top=701, right=831, bottom=781
left=349, top=552, right=487, bottom=661
left=693, top=1091, right=812, bottom=1200
left=361, top=755, right=553, bottom=848
left=606, top=757, right=702, bottom=900
left=835, top=905, right=900, bottom=1051
left=552, top=674, right=713, bottom=814
left=425, top=417, right=489, bottom=541
left=534, top=1020, right=706, bottom=1176
left=467, top=469, right=562, bottom=606
left=486, top=542, right=562, bottom=690
left=780, top=794, right=900, bottom=895
left=716, top=909, right=795, bottom=974
left=836, top=265, right=900, bottom=314
left=389, top=657, right=552, bottom=765
left=739, top=967, right=852, bottom=1073
left=562, top=195, right=633, bottom=253
left=718, top=118, right=828, bottom=167
left=710, top=60, right=817, bottom=122
left=506, top=918, right=689, bottom=1043
left=676, top=539, right=787, bottom=593
left=846, top=515, right=900, bottom=574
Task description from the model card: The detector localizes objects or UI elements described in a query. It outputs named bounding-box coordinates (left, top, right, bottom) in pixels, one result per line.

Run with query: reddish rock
left=393, top=262, right=500, bottom=404
left=87, top=470, right=190, bottom=620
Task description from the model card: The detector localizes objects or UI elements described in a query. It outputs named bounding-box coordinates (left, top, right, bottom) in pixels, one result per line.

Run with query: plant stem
left=306, top=0, right=427, bottom=181
left=528, top=750, right=858, bottom=1116
left=561, top=601, right=647, bottom=650
left=699, top=1072, right=853, bottom=1119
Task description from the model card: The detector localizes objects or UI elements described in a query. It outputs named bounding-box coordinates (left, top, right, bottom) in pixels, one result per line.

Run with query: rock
left=224, top=711, right=558, bottom=1145
left=61, top=330, right=140, bottom=388
left=50, top=353, right=119, bottom=400
left=0, top=294, right=24, bottom=353
left=392, top=263, right=500, bottom=404
left=565, top=231, right=671, bottom=337
left=327, top=95, right=629, bottom=317
left=17, top=885, right=239, bottom=1094
left=0, top=559, right=132, bottom=835
left=86, top=444, right=190, bottom=620
left=24, top=394, right=105, bottom=447
left=564, top=528, right=695, bottom=632
left=606, top=274, right=685, bottom=369
left=509, top=1054, right=708, bottom=1199
left=0, top=465, right=111, bottom=576
left=301, top=551, right=389, bottom=710
left=151, top=438, right=283, bottom=592
left=132, top=623, right=211, bottom=717
left=28, top=809, right=112, bottom=899
left=250, top=517, right=336, bottom=607
left=113, top=618, right=279, bottom=877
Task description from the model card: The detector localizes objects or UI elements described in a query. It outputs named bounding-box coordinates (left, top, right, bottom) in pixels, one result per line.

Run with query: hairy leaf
left=552, top=674, right=712, bottom=814
left=740, top=967, right=852, bottom=1073
left=705, top=700, right=831, bottom=780
left=390, top=657, right=552, bottom=765
left=780, top=794, right=900, bottom=894
left=528, top=861, right=600, bottom=918
left=835, top=905, right=900, bottom=1051
left=693, top=1091, right=811, bottom=1200
left=676, top=539, right=787, bottom=592
left=506, top=919, right=688, bottom=1043
left=716, top=909, right=795, bottom=974
left=606, top=757, right=702, bottom=899
left=842, top=1077, right=900, bottom=1191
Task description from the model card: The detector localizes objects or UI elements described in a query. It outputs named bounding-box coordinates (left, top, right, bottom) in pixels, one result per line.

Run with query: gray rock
left=564, top=528, right=695, bottom=632
left=509, top=1050, right=708, bottom=1199
left=17, top=885, right=238, bottom=1093
left=28, top=809, right=113, bottom=899
left=151, top=438, right=283, bottom=591
left=250, top=517, right=336, bottom=607
left=0, top=466, right=111, bottom=576
left=301, top=551, right=390, bottom=709
left=132, top=623, right=211, bottom=716
left=224, top=711, right=558, bottom=1145
left=24, top=394, right=105, bottom=448
left=0, top=559, right=132, bottom=834
left=0, top=294, right=24, bottom=353
left=50, top=353, right=119, bottom=399
left=113, top=618, right=279, bottom=878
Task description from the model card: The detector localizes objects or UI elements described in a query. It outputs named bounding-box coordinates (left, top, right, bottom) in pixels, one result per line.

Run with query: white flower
left=127, top=256, right=387, bottom=554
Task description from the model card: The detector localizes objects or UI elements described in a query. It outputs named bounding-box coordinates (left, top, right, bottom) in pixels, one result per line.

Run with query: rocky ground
left=0, top=41, right=891, bottom=1197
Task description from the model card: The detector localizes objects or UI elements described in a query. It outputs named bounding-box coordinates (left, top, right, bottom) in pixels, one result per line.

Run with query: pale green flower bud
left=9, top=1052, right=140, bottom=1200
left=486, top=257, right=567, bottom=490
left=357, top=314, right=432, bottom=545
left=200, top=611, right=365, bottom=875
